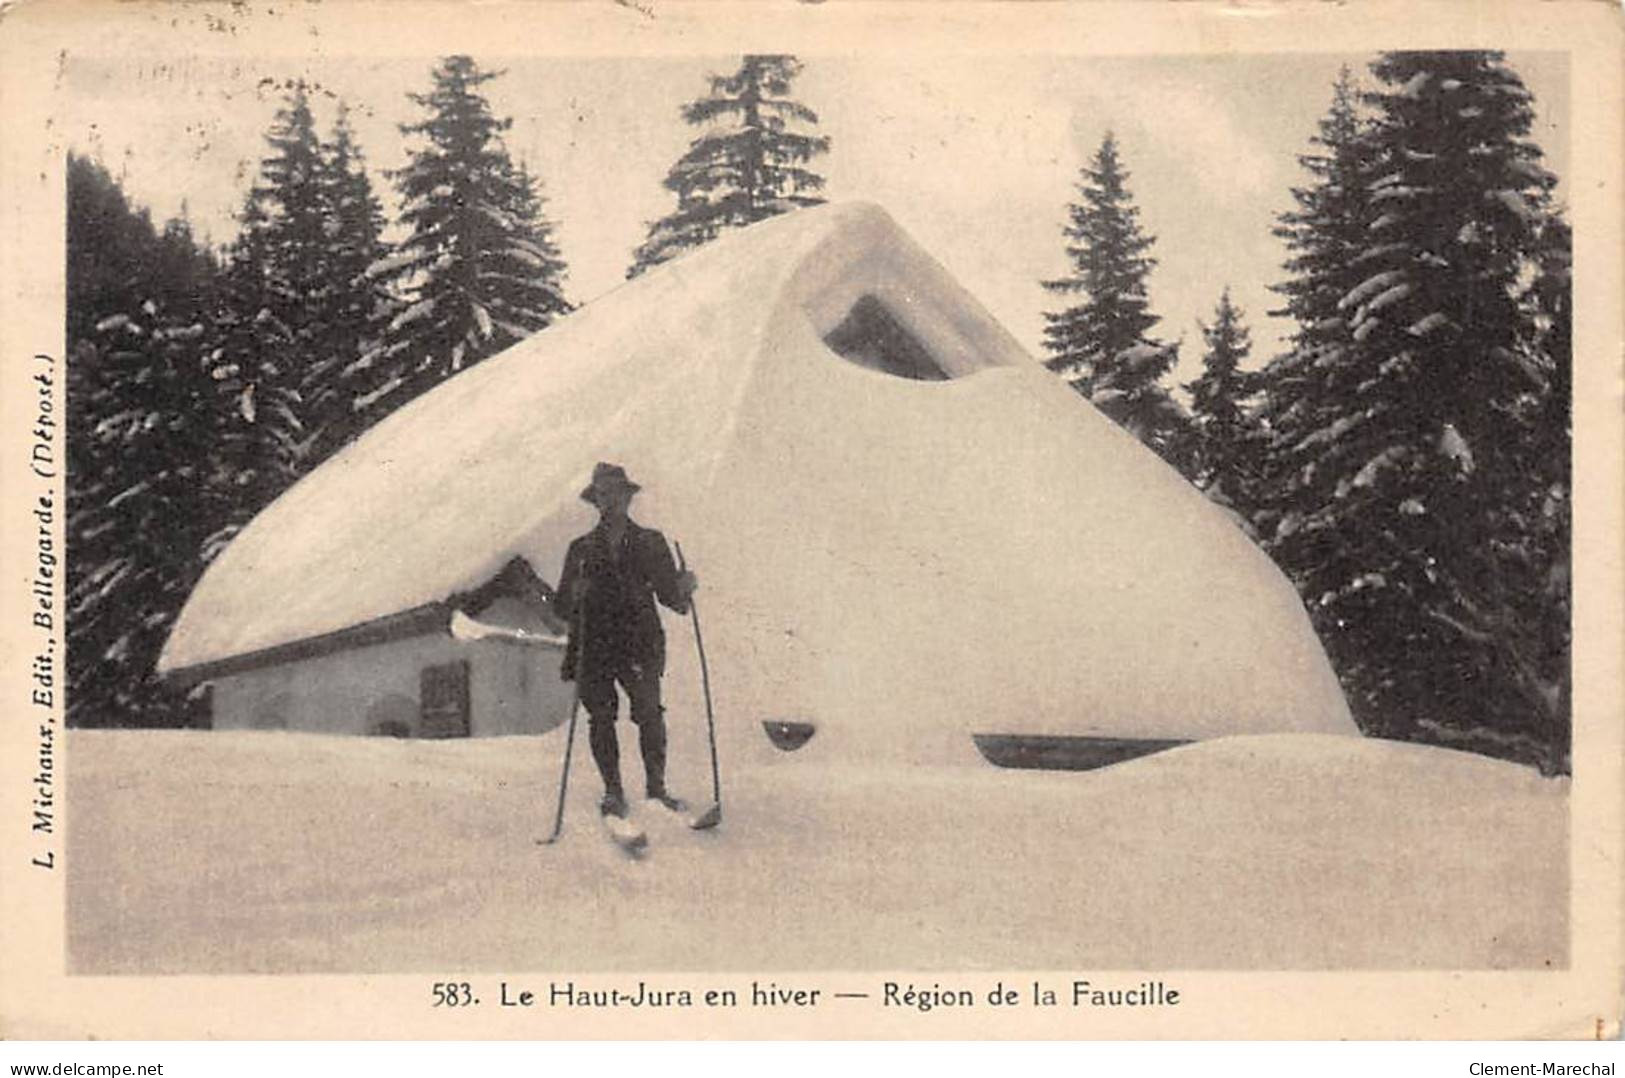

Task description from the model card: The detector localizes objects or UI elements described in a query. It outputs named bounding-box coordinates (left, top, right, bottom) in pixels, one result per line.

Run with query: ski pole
left=541, top=598, right=589, bottom=845
left=541, top=688, right=582, bottom=845
left=675, top=542, right=721, bottom=826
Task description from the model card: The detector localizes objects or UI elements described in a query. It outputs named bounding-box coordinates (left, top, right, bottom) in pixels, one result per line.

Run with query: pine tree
left=1254, top=68, right=1372, bottom=549
left=1520, top=211, right=1572, bottom=767
left=1186, top=287, right=1259, bottom=512
left=628, top=55, right=830, bottom=277
left=310, top=103, right=397, bottom=462
left=1042, top=132, right=1188, bottom=467
left=67, top=156, right=225, bottom=726
left=68, top=156, right=164, bottom=343
left=208, top=85, right=331, bottom=533
left=1267, top=70, right=1370, bottom=364
left=1259, top=53, right=1567, bottom=769
left=370, top=55, right=571, bottom=419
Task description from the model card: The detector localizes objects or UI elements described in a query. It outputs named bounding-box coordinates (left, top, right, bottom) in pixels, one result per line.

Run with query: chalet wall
left=211, top=632, right=572, bottom=738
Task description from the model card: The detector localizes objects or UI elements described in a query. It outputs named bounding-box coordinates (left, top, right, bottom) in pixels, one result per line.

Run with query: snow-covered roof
left=162, top=202, right=1353, bottom=754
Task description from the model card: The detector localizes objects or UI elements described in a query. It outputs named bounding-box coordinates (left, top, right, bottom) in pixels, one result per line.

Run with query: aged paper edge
left=0, top=0, right=1619, bottom=1042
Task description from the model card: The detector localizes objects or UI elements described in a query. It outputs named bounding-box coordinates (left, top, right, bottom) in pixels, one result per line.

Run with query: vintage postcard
left=0, top=0, right=1619, bottom=1042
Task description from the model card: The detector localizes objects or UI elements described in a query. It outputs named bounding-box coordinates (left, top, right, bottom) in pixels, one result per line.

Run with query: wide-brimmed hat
left=579, top=462, right=642, bottom=505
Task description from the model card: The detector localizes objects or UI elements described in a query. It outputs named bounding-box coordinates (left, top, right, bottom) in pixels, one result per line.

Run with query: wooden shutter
left=420, top=660, right=471, bottom=739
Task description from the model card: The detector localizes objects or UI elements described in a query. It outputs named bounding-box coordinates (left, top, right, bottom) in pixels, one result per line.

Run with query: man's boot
left=638, top=712, right=685, bottom=811
left=588, top=718, right=627, bottom=817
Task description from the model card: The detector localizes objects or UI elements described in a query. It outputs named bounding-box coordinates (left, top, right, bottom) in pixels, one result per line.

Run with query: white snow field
left=161, top=201, right=1351, bottom=767
left=67, top=728, right=1565, bottom=974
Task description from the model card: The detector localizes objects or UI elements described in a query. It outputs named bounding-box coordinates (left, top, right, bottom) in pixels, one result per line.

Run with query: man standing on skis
left=556, top=462, right=698, bottom=823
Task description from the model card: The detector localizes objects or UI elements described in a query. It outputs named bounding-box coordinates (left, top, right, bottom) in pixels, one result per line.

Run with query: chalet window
left=420, top=660, right=471, bottom=739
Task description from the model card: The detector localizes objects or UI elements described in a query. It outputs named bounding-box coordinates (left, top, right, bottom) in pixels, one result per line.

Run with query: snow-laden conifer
left=208, top=86, right=328, bottom=530
left=628, top=55, right=829, bottom=277
left=1186, top=287, right=1261, bottom=517
left=311, top=104, right=399, bottom=461
left=1257, top=55, right=1569, bottom=770
left=1042, top=132, right=1189, bottom=469
left=66, top=154, right=224, bottom=726
left=369, top=56, right=571, bottom=419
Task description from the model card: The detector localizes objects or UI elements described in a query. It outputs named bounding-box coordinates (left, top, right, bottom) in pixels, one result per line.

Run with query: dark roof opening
left=822, top=294, right=951, bottom=381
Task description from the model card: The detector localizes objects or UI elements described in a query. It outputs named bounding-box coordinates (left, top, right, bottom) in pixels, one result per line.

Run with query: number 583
left=433, top=982, right=476, bottom=1007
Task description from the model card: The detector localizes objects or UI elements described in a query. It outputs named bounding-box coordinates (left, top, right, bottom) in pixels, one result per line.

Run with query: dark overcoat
left=556, top=520, right=689, bottom=682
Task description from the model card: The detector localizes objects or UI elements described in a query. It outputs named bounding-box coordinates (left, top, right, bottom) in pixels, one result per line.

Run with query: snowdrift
left=67, top=729, right=1565, bottom=974
left=160, top=201, right=1352, bottom=764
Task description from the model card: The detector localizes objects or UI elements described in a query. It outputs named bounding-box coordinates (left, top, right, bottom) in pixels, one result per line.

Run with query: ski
left=534, top=816, right=647, bottom=852
left=688, top=803, right=721, bottom=831
left=647, top=796, right=721, bottom=832
left=602, top=811, right=648, bottom=855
